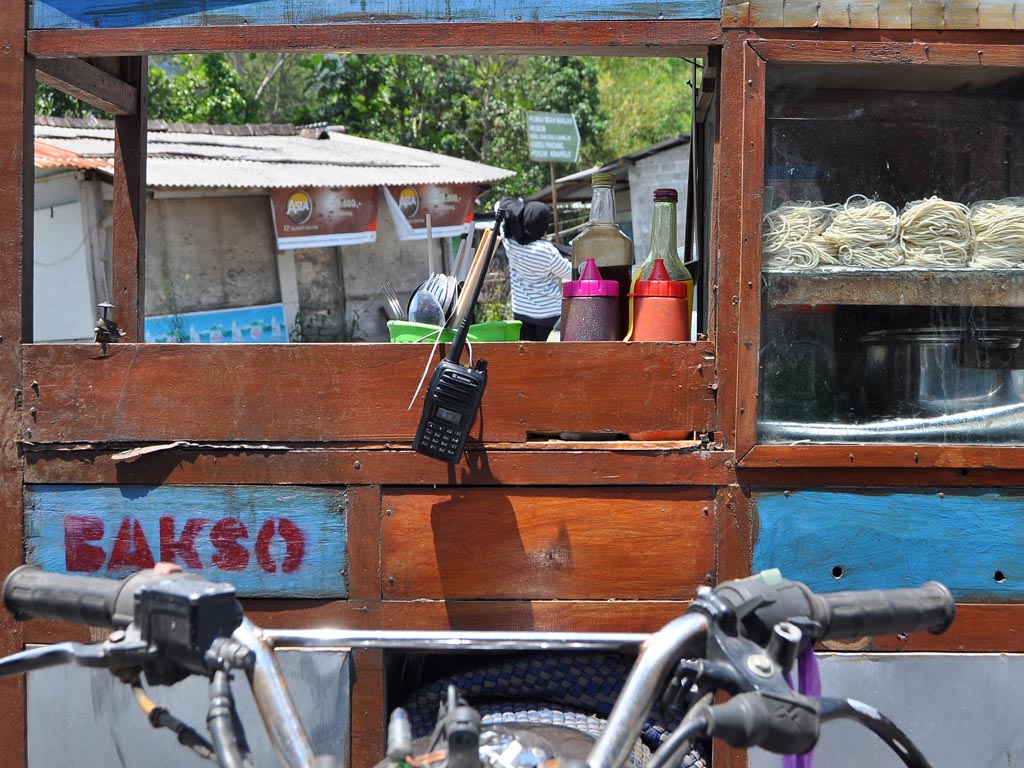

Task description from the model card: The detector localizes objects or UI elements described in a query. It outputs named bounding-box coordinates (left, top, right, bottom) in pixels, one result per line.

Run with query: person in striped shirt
left=501, top=201, right=573, bottom=341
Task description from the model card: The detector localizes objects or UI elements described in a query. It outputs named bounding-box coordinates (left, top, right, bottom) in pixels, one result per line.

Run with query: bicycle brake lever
left=690, top=587, right=821, bottom=754
left=0, top=633, right=151, bottom=678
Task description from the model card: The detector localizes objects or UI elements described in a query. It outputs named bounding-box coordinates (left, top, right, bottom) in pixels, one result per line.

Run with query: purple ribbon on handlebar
left=781, top=643, right=821, bottom=768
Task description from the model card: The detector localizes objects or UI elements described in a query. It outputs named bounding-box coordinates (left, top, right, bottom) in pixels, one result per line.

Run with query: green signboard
left=526, top=111, right=581, bottom=163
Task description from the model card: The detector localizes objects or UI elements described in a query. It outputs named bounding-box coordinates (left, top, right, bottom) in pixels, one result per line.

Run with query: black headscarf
left=518, top=202, right=551, bottom=245
left=500, top=199, right=551, bottom=245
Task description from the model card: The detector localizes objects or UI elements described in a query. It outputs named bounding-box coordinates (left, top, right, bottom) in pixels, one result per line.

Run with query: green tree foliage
left=148, top=54, right=259, bottom=123
left=595, top=57, right=696, bottom=158
left=227, top=53, right=314, bottom=124
left=294, top=54, right=607, bottom=199
left=35, top=82, right=103, bottom=118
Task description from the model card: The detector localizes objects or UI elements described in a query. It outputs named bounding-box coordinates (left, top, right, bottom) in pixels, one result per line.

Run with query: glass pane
left=759, top=62, right=1024, bottom=444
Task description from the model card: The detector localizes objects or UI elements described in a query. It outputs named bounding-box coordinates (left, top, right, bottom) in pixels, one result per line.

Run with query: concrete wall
left=627, top=143, right=691, bottom=263
left=79, top=184, right=456, bottom=343
left=33, top=171, right=106, bottom=342
left=338, top=200, right=454, bottom=342
left=144, top=195, right=281, bottom=316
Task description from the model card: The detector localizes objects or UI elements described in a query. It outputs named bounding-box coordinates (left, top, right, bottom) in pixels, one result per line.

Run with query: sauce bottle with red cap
left=626, top=188, right=693, bottom=339
left=629, top=258, right=690, bottom=341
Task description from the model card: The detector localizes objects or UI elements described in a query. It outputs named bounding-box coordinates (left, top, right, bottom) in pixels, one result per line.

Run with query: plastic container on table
left=387, top=320, right=522, bottom=343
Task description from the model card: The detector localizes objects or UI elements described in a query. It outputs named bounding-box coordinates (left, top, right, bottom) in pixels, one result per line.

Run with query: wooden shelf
left=763, top=268, right=1024, bottom=307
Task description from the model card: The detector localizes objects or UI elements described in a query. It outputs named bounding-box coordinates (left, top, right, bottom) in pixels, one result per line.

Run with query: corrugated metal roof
left=528, top=134, right=691, bottom=203
left=33, top=118, right=515, bottom=189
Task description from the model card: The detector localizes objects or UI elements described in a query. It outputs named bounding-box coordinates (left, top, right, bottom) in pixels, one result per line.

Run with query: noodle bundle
left=971, top=197, right=1024, bottom=268
left=822, top=195, right=902, bottom=268
left=899, top=196, right=973, bottom=267
left=762, top=201, right=840, bottom=270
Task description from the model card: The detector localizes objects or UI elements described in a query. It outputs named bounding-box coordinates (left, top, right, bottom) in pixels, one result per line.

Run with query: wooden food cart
left=2, top=0, right=1024, bottom=765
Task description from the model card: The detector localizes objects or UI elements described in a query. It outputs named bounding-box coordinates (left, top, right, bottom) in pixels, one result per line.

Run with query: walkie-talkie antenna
left=445, top=207, right=506, bottom=364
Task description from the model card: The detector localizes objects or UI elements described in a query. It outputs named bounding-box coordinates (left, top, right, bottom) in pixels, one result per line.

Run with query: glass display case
left=757, top=61, right=1024, bottom=444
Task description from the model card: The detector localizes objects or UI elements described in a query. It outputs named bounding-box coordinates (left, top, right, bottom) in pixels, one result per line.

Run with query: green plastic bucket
left=387, top=320, right=522, bottom=343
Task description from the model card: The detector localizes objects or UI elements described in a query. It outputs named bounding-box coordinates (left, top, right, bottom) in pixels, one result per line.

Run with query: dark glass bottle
left=571, top=172, right=633, bottom=337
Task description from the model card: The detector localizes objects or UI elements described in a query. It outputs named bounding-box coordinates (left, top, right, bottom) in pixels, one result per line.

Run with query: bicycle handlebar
left=1, top=566, right=955, bottom=768
left=713, top=570, right=955, bottom=644
left=811, top=581, right=955, bottom=639
left=3, top=565, right=152, bottom=628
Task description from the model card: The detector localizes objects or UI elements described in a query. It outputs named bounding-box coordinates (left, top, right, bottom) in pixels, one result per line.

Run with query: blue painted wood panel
left=32, top=0, right=720, bottom=29
left=25, top=484, right=348, bottom=598
left=752, top=489, right=1024, bottom=601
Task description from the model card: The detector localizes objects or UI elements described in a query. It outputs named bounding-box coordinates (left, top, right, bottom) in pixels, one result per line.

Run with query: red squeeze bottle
left=628, top=258, right=690, bottom=441
left=629, top=258, right=690, bottom=342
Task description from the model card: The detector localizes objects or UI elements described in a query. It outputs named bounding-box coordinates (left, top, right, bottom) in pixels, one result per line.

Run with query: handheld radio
left=413, top=209, right=505, bottom=463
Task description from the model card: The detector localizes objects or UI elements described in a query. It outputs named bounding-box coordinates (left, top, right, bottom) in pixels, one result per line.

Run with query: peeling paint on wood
left=727, top=0, right=1024, bottom=28
left=25, top=484, right=349, bottom=597
left=752, top=489, right=1024, bottom=600
left=32, top=0, right=720, bottom=29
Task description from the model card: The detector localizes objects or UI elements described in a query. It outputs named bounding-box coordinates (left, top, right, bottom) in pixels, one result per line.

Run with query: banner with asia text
left=383, top=183, right=477, bottom=240
left=269, top=186, right=378, bottom=250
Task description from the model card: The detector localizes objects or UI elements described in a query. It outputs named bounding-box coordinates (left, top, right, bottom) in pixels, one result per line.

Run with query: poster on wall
left=145, top=303, right=289, bottom=344
left=269, top=186, right=379, bottom=250
left=383, top=183, right=477, bottom=240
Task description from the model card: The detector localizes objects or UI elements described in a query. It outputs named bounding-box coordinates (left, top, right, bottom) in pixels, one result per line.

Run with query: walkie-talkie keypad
left=419, top=422, right=459, bottom=458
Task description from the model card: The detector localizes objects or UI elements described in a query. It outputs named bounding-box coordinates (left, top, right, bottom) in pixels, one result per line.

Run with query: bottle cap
left=563, top=258, right=619, bottom=298
left=631, top=259, right=688, bottom=298
left=653, top=188, right=678, bottom=202
left=591, top=172, right=616, bottom=187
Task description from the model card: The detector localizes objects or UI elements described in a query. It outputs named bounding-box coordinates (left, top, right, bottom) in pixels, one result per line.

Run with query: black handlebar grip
left=4, top=565, right=136, bottom=628
left=810, top=581, right=955, bottom=641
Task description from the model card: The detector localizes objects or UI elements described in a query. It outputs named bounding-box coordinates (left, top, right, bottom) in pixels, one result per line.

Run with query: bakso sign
left=25, top=485, right=349, bottom=598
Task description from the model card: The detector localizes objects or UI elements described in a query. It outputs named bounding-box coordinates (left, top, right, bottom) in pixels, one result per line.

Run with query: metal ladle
left=408, top=288, right=445, bottom=326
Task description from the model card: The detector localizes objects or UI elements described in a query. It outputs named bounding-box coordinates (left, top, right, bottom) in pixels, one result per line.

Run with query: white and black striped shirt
left=503, top=238, right=573, bottom=319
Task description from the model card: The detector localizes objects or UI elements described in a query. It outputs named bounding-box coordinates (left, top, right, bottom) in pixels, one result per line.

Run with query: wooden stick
left=450, top=228, right=495, bottom=328
left=425, top=213, right=434, bottom=273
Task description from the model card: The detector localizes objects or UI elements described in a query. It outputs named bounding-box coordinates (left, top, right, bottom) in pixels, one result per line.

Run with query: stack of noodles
left=761, top=201, right=840, bottom=270
left=765, top=194, right=1024, bottom=270
left=898, top=196, right=973, bottom=267
left=971, top=197, right=1024, bottom=268
left=822, top=195, right=903, bottom=268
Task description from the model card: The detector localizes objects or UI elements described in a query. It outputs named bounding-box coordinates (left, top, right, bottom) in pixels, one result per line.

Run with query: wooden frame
left=13, top=17, right=733, bottom=767
left=10, top=8, right=1024, bottom=768
left=732, top=32, right=1024, bottom=470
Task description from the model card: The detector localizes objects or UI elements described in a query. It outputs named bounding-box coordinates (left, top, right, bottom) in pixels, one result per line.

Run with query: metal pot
left=857, top=326, right=1024, bottom=417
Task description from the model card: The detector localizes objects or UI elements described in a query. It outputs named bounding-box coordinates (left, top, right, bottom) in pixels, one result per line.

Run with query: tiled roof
left=34, top=138, right=113, bottom=171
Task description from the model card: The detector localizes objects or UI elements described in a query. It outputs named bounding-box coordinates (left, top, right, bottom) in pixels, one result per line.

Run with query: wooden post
left=111, top=56, right=148, bottom=341
left=0, top=1, right=30, bottom=762
left=549, top=161, right=561, bottom=243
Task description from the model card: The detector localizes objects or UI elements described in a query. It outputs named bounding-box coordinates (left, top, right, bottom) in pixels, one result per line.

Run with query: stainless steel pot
left=858, top=326, right=1024, bottom=417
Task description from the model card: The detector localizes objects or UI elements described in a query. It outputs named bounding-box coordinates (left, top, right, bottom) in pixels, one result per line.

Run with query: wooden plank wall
left=724, top=0, right=1024, bottom=28
left=14, top=5, right=1024, bottom=767
left=21, top=342, right=717, bottom=444
left=18, top=338, right=727, bottom=766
